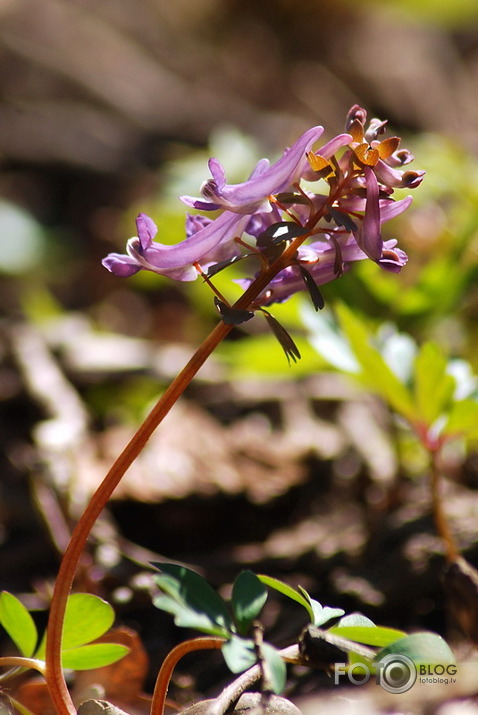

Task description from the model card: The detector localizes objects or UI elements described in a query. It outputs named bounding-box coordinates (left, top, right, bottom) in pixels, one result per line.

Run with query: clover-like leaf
left=232, top=571, right=268, bottom=636
left=0, top=591, right=38, bottom=657
left=152, top=562, right=233, bottom=638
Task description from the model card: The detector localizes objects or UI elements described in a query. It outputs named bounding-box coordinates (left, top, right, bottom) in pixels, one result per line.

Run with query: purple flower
left=103, top=105, right=423, bottom=316
left=102, top=211, right=249, bottom=281
left=181, top=126, right=325, bottom=214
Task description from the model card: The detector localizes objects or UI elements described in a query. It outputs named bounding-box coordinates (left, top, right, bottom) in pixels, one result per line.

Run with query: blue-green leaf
left=221, top=636, right=256, bottom=673
left=152, top=563, right=233, bottom=638
left=375, top=632, right=455, bottom=665
left=261, top=643, right=287, bottom=694
left=232, top=571, right=268, bottom=635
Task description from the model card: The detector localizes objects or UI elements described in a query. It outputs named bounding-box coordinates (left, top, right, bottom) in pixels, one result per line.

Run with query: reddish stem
left=45, top=321, right=231, bottom=715
left=150, top=637, right=225, bottom=715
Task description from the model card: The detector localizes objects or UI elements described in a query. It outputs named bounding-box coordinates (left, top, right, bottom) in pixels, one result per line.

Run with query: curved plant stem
left=430, top=449, right=459, bottom=563
left=44, top=218, right=326, bottom=715
left=150, top=637, right=225, bottom=715
left=0, top=656, right=46, bottom=677
left=45, top=320, right=232, bottom=714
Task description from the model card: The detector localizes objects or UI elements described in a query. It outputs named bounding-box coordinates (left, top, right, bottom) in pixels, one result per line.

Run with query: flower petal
left=136, top=213, right=157, bottom=250
left=358, top=166, right=382, bottom=261
left=183, top=126, right=324, bottom=214
left=102, top=252, right=142, bottom=277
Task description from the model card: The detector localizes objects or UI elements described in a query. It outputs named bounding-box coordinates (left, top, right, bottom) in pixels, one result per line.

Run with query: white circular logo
left=377, top=653, right=417, bottom=694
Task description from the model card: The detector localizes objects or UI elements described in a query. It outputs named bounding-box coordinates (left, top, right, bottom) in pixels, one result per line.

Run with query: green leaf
left=61, top=643, right=130, bottom=670
left=296, top=587, right=344, bottom=627
left=444, top=399, right=478, bottom=440
left=36, top=594, right=115, bottom=659
left=261, top=643, right=287, bottom=694
left=257, top=576, right=314, bottom=622
left=328, top=625, right=406, bottom=648
left=0, top=591, right=38, bottom=657
left=221, top=636, right=256, bottom=673
left=413, top=342, right=455, bottom=425
left=336, top=303, right=415, bottom=421
left=152, top=563, right=233, bottom=638
left=375, top=632, right=455, bottom=665
left=232, top=571, right=268, bottom=636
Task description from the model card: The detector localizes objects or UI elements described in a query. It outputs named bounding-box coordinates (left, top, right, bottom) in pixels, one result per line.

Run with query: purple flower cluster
left=103, top=106, right=423, bottom=309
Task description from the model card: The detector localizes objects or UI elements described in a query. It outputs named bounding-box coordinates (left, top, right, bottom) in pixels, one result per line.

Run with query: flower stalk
left=45, top=105, right=423, bottom=714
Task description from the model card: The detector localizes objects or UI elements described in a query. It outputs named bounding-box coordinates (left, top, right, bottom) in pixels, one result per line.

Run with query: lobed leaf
left=0, top=591, right=38, bottom=657
left=152, top=562, right=233, bottom=638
